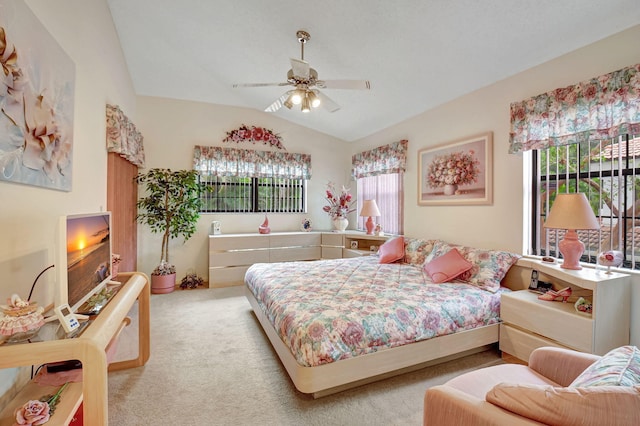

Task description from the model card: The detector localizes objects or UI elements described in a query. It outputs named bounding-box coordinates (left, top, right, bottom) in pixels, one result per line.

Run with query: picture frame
left=350, top=241, right=359, bottom=249
left=418, top=132, right=493, bottom=206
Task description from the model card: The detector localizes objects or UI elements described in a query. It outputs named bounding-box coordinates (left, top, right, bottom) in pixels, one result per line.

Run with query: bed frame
left=245, top=260, right=532, bottom=398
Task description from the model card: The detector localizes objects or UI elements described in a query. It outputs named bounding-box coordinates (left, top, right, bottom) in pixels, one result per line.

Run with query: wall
left=134, top=96, right=351, bottom=280
left=0, top=0, right=135, bottom=409
left=351, top=25, right=640, bottom=344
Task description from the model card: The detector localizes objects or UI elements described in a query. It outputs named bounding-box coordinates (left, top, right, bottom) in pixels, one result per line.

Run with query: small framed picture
left=370, top=245, right=378, bottom=252
left=350, top=241, right=359, bottom=249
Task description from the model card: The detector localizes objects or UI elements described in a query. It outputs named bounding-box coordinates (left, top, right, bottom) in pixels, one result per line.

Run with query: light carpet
left=108, top=286, right=503, bottom=425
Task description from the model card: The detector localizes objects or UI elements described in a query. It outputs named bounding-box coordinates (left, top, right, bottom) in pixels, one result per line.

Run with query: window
left=531, top=134, right=640, bottom=269
left=199, top=176, right=305, bottom=213
left=352, top=140, right=408, bottom=236
left=356, top=173, right=403, bottom=235
left=193, top=145, right=311, bottom=214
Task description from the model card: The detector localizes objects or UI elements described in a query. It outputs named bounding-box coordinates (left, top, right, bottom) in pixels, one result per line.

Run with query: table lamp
left=544, top=193, right=600, bottom=270
left=360, top=200, right=381, bottom=235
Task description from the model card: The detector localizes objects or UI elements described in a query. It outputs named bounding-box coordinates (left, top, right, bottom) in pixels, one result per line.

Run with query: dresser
left=208, top=231, right=391, bottom=287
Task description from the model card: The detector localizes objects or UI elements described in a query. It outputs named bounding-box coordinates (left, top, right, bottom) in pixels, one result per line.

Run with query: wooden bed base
left=245, top=261, right=531, bottom=397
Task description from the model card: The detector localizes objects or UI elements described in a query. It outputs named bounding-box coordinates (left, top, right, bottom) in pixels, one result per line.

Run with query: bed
left=244, top=237, right=529, bottom=397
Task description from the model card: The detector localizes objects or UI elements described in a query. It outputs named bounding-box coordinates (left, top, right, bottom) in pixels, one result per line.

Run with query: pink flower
left=252, top=127, right=264, bottom=140
left=14, top=400, right=50, bottom=426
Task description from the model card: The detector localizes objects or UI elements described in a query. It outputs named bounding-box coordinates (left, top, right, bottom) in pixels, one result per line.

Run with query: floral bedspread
left=245, top=256, right=509, bottom=367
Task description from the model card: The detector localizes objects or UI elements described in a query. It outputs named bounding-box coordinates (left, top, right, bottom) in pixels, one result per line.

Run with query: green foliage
left=135, top=168, right=208, bottom=268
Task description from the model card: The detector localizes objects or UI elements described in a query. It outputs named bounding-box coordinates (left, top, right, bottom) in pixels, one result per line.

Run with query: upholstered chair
left=424, top=346, right=640, bottom=426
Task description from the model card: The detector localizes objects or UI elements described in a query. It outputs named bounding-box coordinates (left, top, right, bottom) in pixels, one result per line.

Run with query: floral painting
left=418, top=132, right=493, bottom=205
left=0, top=0, right=75, bottom=191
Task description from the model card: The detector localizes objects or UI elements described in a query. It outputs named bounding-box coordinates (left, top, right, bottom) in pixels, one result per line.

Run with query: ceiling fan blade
left=290, top=58, right=310, bottom=79
left=314, top=90, right=341, bottom=113
left=316, top=79, right=371, bottom=90
left=233, top=82, right=291, bottom=88
left=264, top=92, right=293, bottom=113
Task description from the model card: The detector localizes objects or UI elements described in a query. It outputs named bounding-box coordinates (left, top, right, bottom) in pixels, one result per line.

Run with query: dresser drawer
left=270, top=233, right=320, bottom=248
left=322, top=232, right=344, bottom=246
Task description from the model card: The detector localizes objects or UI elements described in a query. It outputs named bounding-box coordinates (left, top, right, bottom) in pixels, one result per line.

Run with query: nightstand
left=499, top=257, right=630, bottom=363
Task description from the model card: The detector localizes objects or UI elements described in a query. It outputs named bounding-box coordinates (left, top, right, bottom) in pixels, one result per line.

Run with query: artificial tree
left=135, top=168, right=205, bottom=293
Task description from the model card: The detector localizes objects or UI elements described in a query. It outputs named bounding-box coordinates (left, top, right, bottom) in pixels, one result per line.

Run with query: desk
left=0, top=272, right=150, bottom=425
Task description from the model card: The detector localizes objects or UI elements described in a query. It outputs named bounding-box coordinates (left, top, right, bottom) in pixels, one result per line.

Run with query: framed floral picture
left=418, top=132, right=493, bottom=206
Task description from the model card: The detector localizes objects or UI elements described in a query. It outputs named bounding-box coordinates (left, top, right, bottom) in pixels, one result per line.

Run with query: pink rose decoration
left=14, top=400, right=50, bottom=426
left=252, top=127, right=264, bottom=140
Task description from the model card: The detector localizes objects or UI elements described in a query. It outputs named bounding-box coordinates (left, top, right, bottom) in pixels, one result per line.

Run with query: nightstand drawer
left=501, top=291, right=593, bottom=352
left=499, top=324, right=572, bottom=362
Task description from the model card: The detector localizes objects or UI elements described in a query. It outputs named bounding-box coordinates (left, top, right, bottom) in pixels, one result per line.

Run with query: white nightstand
left=499, top=257, right=630, bottom=362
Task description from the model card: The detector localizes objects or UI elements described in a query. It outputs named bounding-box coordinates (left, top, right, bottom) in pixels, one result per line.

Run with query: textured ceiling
left=106, top=0, right=640, bottom=142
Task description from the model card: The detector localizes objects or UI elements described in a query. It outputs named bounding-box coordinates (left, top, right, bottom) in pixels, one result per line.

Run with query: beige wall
left=0, top=0, right=136, bottom=405
left=134, top=96, right=351, bottom=280
left=351, top=25, right=640, bottom=343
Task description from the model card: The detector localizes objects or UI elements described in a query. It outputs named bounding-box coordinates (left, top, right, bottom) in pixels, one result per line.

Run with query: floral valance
left=351, top=139, right=408, bottom=179
left=106, top=104, right=146, bottom=167
left=193, top=145, right=311, bottom=179
left=509, top=63, right=640, bottom=154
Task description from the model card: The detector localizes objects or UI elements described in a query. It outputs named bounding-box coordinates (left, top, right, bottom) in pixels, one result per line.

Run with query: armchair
left=424, top=346, right=640, bottom=426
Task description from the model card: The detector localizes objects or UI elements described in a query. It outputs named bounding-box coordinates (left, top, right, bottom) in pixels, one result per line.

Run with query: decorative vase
left=258, top=215, right=270, bottom=234
left=333, top=217, right=348, bottom=232
left=443, top=184, right=458, bottom=195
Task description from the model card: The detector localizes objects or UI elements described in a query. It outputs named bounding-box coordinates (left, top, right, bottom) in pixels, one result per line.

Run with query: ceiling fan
left=233, top=30, right=371, bottom=113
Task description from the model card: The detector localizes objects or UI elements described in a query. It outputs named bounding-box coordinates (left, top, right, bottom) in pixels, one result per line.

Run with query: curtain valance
left=351, top=139, right=408, bottom=179
left=106, top=104, right=146, bottom=167
left=509, top=63, right=640, bottom=154
left=193, top=145, right=312, bottom=179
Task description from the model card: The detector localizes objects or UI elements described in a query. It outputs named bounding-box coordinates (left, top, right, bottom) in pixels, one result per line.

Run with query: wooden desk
left=0, top=272, right=150, bottom=425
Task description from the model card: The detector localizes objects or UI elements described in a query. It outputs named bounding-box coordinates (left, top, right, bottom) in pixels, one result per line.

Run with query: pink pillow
left=423, top=248, right=472, bottom=283
left=378, top=237, right=405, bottom=264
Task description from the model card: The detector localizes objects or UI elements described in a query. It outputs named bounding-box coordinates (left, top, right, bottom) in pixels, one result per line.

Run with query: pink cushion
left=378, top=237, right=405, bottom=264
left=424, top=240, right=521, bottom=292
left=423, top=248, right=472, bottom=283
left=486, top=383, right=640, bottom=425
left=570, top=345, right=640, bottom=387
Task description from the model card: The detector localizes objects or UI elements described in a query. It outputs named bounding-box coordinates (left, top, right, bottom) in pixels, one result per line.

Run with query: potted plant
left=135, top=168, right=205, bottom=294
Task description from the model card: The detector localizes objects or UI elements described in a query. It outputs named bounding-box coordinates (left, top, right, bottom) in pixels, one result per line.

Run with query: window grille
left=200, top=176, right=306, bottom=213
left=531, top=134, right=640, bottom=269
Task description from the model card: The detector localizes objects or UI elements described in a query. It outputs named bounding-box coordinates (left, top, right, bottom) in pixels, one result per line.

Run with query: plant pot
left=151, top=273, right=176, bottom=294
left=333, top=217, right=348, bottom=232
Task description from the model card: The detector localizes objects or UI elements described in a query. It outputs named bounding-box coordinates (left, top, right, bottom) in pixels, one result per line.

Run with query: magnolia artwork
left=418, top=132, right=493, bottom=206
left=0, top=0, right=75, bottom=191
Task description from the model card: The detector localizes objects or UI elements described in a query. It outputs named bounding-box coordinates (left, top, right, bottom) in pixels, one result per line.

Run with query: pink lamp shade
left=544, top=193, right=600, bottom=270
left=359, top=200, right=381, bottom=235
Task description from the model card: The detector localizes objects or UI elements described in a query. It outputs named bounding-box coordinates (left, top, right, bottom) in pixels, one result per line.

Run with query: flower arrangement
left=323, top=182, right=356, bottom=219
left=14, top=382, right=68, bottom=425
left=223, top=124, right=285, bottom=150
left=426, top=150, right=480, bottom=188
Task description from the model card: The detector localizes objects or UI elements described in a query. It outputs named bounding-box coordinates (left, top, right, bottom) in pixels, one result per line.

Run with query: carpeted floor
left=108, top=286, right=503, bottom=425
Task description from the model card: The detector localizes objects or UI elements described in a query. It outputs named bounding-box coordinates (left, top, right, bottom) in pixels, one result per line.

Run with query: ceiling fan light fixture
left=301, top=95, right=311, bottom=113
left=291, top=89, right=303, bottom=105
left=283, top=96, right=294, bottom=109
left=308, top=90, right=321, bottom=108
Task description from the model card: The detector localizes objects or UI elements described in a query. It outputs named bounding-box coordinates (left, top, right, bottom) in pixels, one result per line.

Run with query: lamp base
left=365, top=217, right=375, bottom=235
left=559, top=229, right=584, bottom=270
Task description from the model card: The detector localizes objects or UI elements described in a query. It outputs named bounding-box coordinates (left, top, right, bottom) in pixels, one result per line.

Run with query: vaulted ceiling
left=107, top=0, right=640, bottom=141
